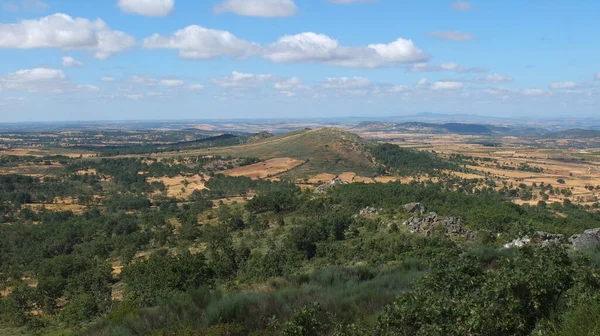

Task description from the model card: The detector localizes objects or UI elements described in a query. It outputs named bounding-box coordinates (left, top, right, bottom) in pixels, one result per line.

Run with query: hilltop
left=179, top=128, right=377, bottom=176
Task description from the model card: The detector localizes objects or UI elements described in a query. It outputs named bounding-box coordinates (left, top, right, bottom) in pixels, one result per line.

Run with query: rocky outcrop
left=359, top=206, right=380, bottom=216
left=402, top=212, right=474, bottom=239
left=569, top=228, right=600, bottom=250
left=503, top=229, right=600, bottom=250
left=503, top=231, right=565, bottom=249
left=314, top=177, right=348, bottom=194
left=404, top=202, right=426, bottom=215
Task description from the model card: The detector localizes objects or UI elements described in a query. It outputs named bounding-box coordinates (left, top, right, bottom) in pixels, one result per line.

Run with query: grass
left=83, top=264, right=426, bottom=335
left=171, top=128, right=378, bottom=177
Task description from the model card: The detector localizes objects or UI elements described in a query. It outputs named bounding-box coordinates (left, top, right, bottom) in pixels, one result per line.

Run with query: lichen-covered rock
left=402, top=213, right=474, bottom=239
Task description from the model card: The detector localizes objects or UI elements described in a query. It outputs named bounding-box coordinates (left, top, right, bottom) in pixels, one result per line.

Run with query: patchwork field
left=368, top=132, right=600, bottom=206
left=223, top=157, right=304, bottom=179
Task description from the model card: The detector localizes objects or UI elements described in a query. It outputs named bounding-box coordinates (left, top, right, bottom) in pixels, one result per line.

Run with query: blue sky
left=0, top=0, right=599, bottom=122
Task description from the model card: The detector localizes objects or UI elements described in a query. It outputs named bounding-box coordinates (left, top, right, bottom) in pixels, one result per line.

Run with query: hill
left=543, top=128, right=600, bottom=139
left=354, top=121, right=547, bottom=136
left=178, top=128, right=378, bottom=176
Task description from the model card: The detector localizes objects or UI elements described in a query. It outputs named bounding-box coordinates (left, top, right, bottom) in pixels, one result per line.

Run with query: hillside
left=543, top=128, right=600, bottom=139
left=180, top=128, right=378, bottom=176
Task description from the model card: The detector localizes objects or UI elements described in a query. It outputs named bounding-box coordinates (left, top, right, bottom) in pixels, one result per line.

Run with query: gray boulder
left=404, top=202, right=426, bottom=215
left=569, top=228, right=600, bottom=250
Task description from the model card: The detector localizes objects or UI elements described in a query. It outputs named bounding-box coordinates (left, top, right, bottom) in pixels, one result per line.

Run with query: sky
left=0, top=0, right=599, bottom=122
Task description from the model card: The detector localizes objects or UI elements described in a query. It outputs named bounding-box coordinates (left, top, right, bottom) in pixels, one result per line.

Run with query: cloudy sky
left=0, top=0, right=599, bottom=121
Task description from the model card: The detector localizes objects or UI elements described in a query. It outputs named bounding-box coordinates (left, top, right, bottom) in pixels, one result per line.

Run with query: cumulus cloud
left=452, top=1, right=472, bottom=11
left=410, top=62, right=460, bottom=72
left=429, top=31, right=474, bottom=41
left=117, top=0, right=174, bottom=17
left=143, top=25, right=258, bottom=60
left=415, top=78, right=428, bottom=88
left=214, top=0, right=297, bottom=17
left=159, top=79, right=184, bottom=87
left=523, top=89, right=545, bottom=96
left=410, top=62, right=487, bottom=74
left=62, top=56, right=84, bottom=68
left=431, top=81, right=464, bottom=90
left=322, top=77, right=371, bottom=89
left=595, top=73, right=600, bottom=80
left=549, top=81, right=597, bottom=90
left=143, top=28, right=428, bottom=67
left=550, top=81, right=577, bottom=89
left=188, top=84, right=204, bottom=91
left=0, top=67, right=67, bottom=91
left=472, top=74, right=513, bottom=84
left=263, top=32, right=429, bottom=68
left=0, top=14, right=135, bottom=59
left=212, top=71, right=275, bottom=88
left=129, top=75, right=158, bottom=86
left=101, top=76, right=115, bottom=82
left=273, top=77, right=303, bottom=96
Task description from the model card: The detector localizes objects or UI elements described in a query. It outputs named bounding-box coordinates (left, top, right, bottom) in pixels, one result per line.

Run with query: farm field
left=363, top=132, right=600, bottom=206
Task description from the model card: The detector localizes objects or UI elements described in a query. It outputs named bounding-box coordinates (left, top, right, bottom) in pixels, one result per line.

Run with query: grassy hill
left=178, top=128, right=378, bottom=176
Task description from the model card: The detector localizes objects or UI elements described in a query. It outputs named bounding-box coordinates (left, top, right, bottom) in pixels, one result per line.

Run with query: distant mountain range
left=352, top=121, right=548, bottom=136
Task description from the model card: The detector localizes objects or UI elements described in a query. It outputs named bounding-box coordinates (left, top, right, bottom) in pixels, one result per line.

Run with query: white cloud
left=214, top=0, right=297, bottom=17
left=473, top=74, right=513, bottom=84
left=550, top=81, right=577, bottom=89
left=415, top=78, right=428, bottom=88
left=410, top=62, right=459, bottom=72
left=274, top=77, right=302, bottom=90
left=322, top=77, right=371, bottom=89
left=273, top=77, right=303, bottom=96
left=523, top=89, right=545, bottom=96
left=212, top=71, right=275, bottom=88
left=76, top=84, right=100, bottom=92
left=429, top=31, right=474, bottom=41
left=452, top=1, right=472, bottom=11
left=101, top=76, right=115, bottom=82
left=1, top=67, right=102, bottom=94
left=0, top=14, right=135, bottom=59
left=263, top=32, right=429, bottom=68
left=595, top=73, right=600, bottom=80
left=0, top=67, right=67, bottom=91
left=129, top=75, right=158, bottom=86
left=409, top=62, right=487, bottom=74
left=188, top=84, right=205, bottom=91
left=380, top=85, right=409, bottom=93
left=159, top=79, right=184, bottom=87
left=431, top=81, right=464, bottom=90
left=143, top=25, right=258, bottom=60
left=61, top=56, right=84, bottom=68
left=548, top=81, right=597, bottom=90
left=117, top=0, right=174, bottom=17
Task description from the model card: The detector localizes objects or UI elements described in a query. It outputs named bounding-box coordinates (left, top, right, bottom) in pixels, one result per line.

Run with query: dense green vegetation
left=1, top=128, right=600, bottom=335
left=371, top=143, right=459, bottom=176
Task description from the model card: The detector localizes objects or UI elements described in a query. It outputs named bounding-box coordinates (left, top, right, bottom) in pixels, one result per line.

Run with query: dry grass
left=148, top=174, right=208, bottom=198
left=223, top=157, right=303, bottom=179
